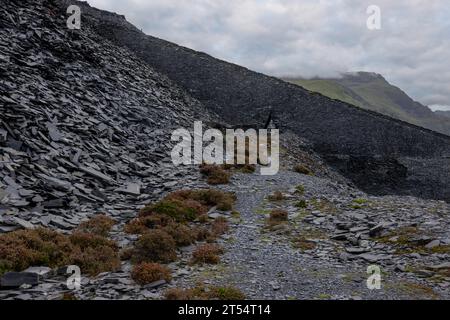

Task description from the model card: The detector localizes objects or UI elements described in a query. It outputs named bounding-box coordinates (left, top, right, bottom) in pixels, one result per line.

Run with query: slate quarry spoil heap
left=0, top=0, right=212, bottom=233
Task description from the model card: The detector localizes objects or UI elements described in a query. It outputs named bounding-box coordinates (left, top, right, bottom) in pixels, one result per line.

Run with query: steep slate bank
left=61, top=0, right=450, bottom=201
left=0, top=0, right=214, bottom=232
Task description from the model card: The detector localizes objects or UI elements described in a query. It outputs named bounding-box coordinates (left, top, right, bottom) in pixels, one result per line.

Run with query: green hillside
left=284, top=73, right=450, bottom=135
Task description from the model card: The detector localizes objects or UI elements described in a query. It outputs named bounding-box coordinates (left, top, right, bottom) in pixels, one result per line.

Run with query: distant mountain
left=435, top=110, right=450, bottom=119
left=284, top=72, right=450, bottom=136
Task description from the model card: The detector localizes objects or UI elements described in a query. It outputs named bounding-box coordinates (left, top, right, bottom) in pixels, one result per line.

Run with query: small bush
left=131, top=262, right=172, bottom=285
left=68, top=232, right=121, bottom=276
left=120, top=247, right=134, bottom=261
left=163, top=223, right=196, bottom=247
left=231, top=211, right=241, bottom=217
left=0, top=228, right=72, bottom=275
left=294, top=165, right=313, bottom=175
left=295, top=200, right=308, bottom=209
left=200, top=164, right=231, bottom=185
left=295, top=185, right=305, bottom=195
left=353, top=198, right=368, bottom=205
left=293, top=237, right=317, bottom=252
left=61, top=293, right=78, bottom=300
left=0, top=227, right=120, bottom=277
left=125, top=214, right=175, bottom=234
left=140, top=199, right=204, bottom=222
left=269, top=209, right=288, bottom=223
left=210, top=286, right=246, bottom=300
left=191, top=244, right=224, bottom=265
left=268, top=191, right=284, bottom=202
left=132, top=230, right=177, bottom=264
left=211, top=217, right=229, bottom=237
left=164, top=287, right=195, bottom=300
left=194, top=226, right=213, bottom=242
left=239, top=164, right=256, bottom=174
left=197, top=214, right=209, bottom=223
left=124, top=218, right=149, bottom=235
left=76, top=214, right=116, bottom=237
left=166, top=189, right=236, bottom=212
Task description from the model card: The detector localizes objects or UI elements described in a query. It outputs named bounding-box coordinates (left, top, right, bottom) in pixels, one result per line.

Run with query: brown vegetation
left=131, top=262, right=172, bottom=285
left=0, top=222, right=120, bottom=277
left=191, top=244, right=224, bottom=265
left=200, top=164, right=231, bottom=185
left=131, top=229, right=177, bottom=264
left=294, top=164, right=313, bottom=175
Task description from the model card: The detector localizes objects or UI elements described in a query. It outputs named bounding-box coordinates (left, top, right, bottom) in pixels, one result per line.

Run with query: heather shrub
left=166, top=189, right=236, bottom=212
left=164, top=287, right=195, bottom=300
left=194, top=226, right=213, bottom=242
left=76, top=214, right=116, bottom=237
left=295, top=200, right=308, bottom=209
left=140, top=199, right=201, bottom=222
left=0, top=227, right=120, bottom=277
left=0, top=228, right=72, bottom=275
left=131, top=262, right=172, bottom=285
left=191, top=244, right=224, bottom=265
left=163, top=223, right=196, bottom=247
left=268, top=191, right=284, bottom=202
left=200, top=164, right=231, bottom=185
left=294, top=165, right=313, bottom=175
left=211, top=217, right=229, bottom=236
left=132, top=230, right=177, bottom=263
left=125, top=214, right=174, bottom=234
left=269, top=209, right=288, bottom=223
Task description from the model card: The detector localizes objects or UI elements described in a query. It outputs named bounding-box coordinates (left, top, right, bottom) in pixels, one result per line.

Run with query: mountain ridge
left=284, top=72, right=450, bottom=136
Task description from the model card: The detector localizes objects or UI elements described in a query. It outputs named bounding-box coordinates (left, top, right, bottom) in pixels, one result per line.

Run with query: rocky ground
left=0, top=0, right=449, bottom=300
left=174, top=170, right=450, bottom=300
left=2, top=167, right=449, bottom=300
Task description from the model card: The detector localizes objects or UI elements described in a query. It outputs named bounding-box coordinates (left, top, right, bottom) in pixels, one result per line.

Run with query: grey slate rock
left=425, top=240, right=440, bottom=249
left=22, top=267, right=53, bottom=279
left=0, top=272, right=39, bottom=289
left=143, top=280, right=167, bottom=289
left=12, top=217, right=35, bottom=230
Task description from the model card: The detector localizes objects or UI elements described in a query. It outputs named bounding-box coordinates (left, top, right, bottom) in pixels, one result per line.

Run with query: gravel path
left=195, top=170, right=450, bottom=300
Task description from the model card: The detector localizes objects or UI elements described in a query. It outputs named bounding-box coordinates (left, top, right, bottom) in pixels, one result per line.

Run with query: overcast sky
left=89, top=0, right=450, bottom=111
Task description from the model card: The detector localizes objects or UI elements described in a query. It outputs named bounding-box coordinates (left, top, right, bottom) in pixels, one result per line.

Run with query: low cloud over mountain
left=90, top=0, right=450, bottom=109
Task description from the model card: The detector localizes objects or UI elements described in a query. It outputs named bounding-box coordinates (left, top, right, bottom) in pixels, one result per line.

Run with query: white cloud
left=88, top=0, right=450, bottom=107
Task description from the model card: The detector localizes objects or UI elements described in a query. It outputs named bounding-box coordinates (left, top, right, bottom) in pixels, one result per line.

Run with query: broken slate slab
left=0, top=272, right=39, bottom=289
left=50, top=217, right=73, bottom=230
left=12, top=217, right=36, bottom=230
left=143, top=279, right=166, bottom=289
left=425, top=240, right=441, bottom=249
left=46, top=123, right=64, bottom=142
left=0, top=188, right=7, bottom=202
left=116, top=183, right=140, bottom=196
left=22, top=266, right=53, bottom=279
left=79, top=165, right=115, bottom=184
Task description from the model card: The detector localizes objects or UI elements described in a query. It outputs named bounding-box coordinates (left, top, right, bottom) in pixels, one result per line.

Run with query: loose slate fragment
left=12, top=217, right=35, bottom=229
left=0, top=129, right=7, bottom=142
left=22, top=267, right=53, bottom=278
left=50, top=217, right=73, bottom=230
left=79, top=165, right=115, bottom=184
left=46, top=123, right=63, bottom=142
left=116, top=183, right=140, bottom=196
left=0, top=188, right=7, bottom=202
left=0, top=272, right=40, bottom=289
